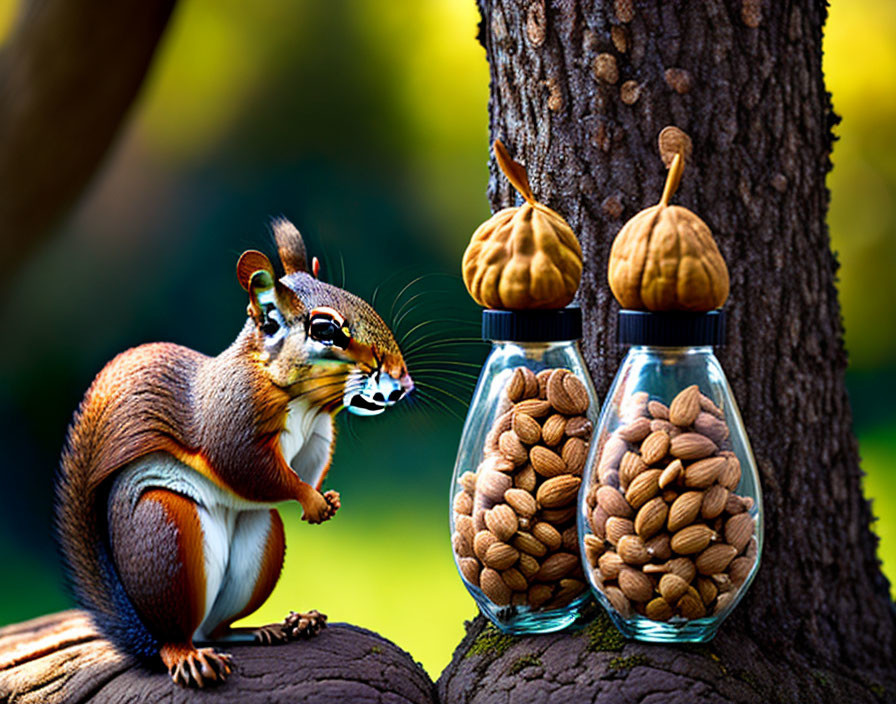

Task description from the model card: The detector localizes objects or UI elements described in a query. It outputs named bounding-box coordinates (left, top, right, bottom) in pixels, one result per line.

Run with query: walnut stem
left=659, top=152, right=684, bottom=207
left=493, top=139, right=536, bottom=204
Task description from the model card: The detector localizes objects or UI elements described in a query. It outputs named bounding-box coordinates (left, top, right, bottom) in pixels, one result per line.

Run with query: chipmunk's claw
left=253, top=610, right=327, bottom=645
left=161, top=645, right=232, bottom=688
left=323, top=490, right=341, bottom=514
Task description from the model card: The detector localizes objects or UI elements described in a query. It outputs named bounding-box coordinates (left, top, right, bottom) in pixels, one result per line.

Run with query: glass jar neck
left=624, top=345, right=716, bottom=359
left=489, top=339, right=580, bottom=352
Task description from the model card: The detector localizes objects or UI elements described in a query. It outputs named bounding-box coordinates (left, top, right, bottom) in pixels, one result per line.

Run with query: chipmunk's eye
left=309, top=309, right=351, bottom=349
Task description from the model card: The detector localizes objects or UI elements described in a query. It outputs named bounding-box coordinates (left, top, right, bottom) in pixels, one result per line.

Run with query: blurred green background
left=0, top=0, right=893, bottom=678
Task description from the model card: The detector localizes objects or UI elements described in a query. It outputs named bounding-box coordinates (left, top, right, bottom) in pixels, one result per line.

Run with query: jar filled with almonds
left=450, top=308, right=599, bottom=633
left=579, top=310, right=762, bottom=642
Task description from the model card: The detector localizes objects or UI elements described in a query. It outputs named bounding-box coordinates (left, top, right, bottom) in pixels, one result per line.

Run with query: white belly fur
left=111, top=402, right=333, bottom=639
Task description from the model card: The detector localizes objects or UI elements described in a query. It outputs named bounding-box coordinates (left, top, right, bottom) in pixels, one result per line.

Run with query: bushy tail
left=55, top=412, right=159, bottom=661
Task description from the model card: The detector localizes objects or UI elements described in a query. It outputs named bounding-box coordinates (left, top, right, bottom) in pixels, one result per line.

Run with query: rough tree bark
left=0, top=0, right=176, bottom=283
left=0, top=611, right=437, bottom=704
left=439, top=1, right=896, bottom=702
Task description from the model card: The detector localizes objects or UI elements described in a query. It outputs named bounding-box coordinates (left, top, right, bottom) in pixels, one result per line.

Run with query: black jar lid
left=482, top=307, right=582, bottom=342
left=617, top=309, right=725, bottom=346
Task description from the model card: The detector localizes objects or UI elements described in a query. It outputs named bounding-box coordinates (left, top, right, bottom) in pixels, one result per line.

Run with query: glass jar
left=450, top=308, right=599, bottom=633
left=579, top=310, right=762, bottom=642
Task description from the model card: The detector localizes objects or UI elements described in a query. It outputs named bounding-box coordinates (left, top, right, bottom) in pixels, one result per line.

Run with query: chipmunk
left=55, top=218, right=413, bottom=687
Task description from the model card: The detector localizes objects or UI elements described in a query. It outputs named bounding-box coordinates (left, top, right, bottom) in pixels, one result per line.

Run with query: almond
left=618, top=566, right=654, bottom=602
left=701, top=484, right=729, bottom=520
left=542, top=414, right=567, bottom=446
left=561, top=437, right=588, bottom=475
left=694, top=411, right=729, bottom=446
left=511, top=592, right=528, bottom=607
left=501, top=567, right=528, bottom=592
left=535, top=552, right=578, bottom=581
left=499, top=430, right=529, bottom=465
left=640, top=430, right=671, bottom=465
left=504, top=488, right=537, bottom=517
left=696, top=576, right=718, bottom=606
left=683, top=456, right=726, bottom=488
left=518, top=553, right=540, bottom=579
left=714, top=591, right=735, bottom=614
left=596, top=485, right=633, bottom=518
left=485, top=504, right=518, bottom=541
left=597, top=434, right=627, bottom=473
left=617, top=534, right=650, bottom=565
left=514, top=464, right=537, bottom=492
left=669, top=385, right=701, bottom=426
left=718, top=455, right=742, bottom=490
left=699, top=392, right=724, bottom=418
left=521, top=366, right=539, bottom=398
left=605, top=516, right=635, bottom=545
left=650, top=418, right=681, bottom=437
left=480, top=567, right=511, bottom=605
left=729, top=556, right=754, bottom=586
left=590, top=505, right=609, bottom=538
left=506, top=367, right=526, bottom=402
left=665, top=557, right=696, bottom=583
left=603, top=585, right=632, bottom=617
left=625, top=468, right=662, bottom=509
left=513, top=531, right=548, bottom=557
left=670, top=524, right=716, bottom=554
left=454, top=491, right=473, bottom=515
left=598, top=551, right=625, bottom=580
left=476, top=468, right=512, bottom=503
left=670, top=433, right=718, bottom=460
left=725, top=513, right=754, bottom=553
left=677, top=586, right=706, bottom=619
left=512, top=412, right=541, bottom=445
left=536, top=369, right=552, bottom=399
left=548, top=369, right=589, bottom=415
left=584, top=534, right=606, bottom=566
left=458, top=557, right=480, bottom=586
left=479, top=453, right=515, bottom=473
left=514, top=398, right=552, bottom=418
left=452, top=530, right=473, bottom=558
left=619, top=451, right=648, bottom=489
left=620, top=390, right=649, bottom=420
left=646, top=596, right=674, bottom=621
left=725, top=492, right=748, bottom=514
left=473, top=530, right=497, bottom=561
left=483, top=541, right=520, bottom=570
left=643, top=562, right=669, bottom=575
left=555, top=578, right=586, bottom=603
left=530, top=445, right=567, bottom=477
left=634, top=496, right=669, bottom=539
left=618, top=416, right=651, bottom=443
left=532, top=521, right=563, bottom=551
left=645, top=533, right=672, bottom=561
left=647, top=399, right=670, bottom=419
left=566, top=415, right=593, bottom=439
left=536, top=475, right=582, bottom=508
left=459, top=470, right=477, bottom=494
left=696, top=543, right=737, bottom=575
left=455, top=514, right=475, bottom=544
left=561, top=525, right=579, bottom=552
left=541, top=505, right=577, bottom=524
left=528, top=583, right=553, bottom=607
left=658, top=572, right=689, bottom=602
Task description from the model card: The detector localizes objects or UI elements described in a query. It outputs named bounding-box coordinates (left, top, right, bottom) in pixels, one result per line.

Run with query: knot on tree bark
left=0, top=611, right=437, bottom=704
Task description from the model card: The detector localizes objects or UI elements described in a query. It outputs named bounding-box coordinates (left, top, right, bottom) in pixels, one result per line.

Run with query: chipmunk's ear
left=237, top=250, right=279, bottom=319
left=271, top=217, right=308, bottom=275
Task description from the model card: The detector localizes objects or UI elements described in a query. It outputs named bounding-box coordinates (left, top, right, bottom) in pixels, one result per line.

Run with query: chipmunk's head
left=237, top=218, right=413, bottom=415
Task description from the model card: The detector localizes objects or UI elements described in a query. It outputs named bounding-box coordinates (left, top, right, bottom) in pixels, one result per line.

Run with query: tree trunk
left=0, top=610, right=437, bottom=703
left=0, top=0, right=176, bottom=283
left=440, top=1, right=896, bottom=701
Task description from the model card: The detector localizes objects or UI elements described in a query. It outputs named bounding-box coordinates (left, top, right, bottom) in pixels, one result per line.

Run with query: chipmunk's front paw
left=160, top=644, right=232, bottom=688
left=323, top=490, right=341, bottom=516
left=254, top=610, right=327, bottom=645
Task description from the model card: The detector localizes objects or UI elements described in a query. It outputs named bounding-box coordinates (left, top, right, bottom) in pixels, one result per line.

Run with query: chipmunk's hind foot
left=253, top=609, right=327, bottom=645
left=160, top=644, right=232, bottom=688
